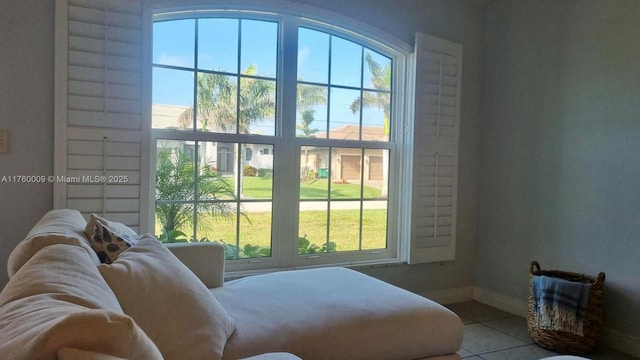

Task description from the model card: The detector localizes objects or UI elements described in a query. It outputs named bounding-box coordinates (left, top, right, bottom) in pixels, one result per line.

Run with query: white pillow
left=1, top=244, right=121, bottom=311
left=99, top=236, right=236, bottom=360
left=0, top=245, right=162, bottom=360
left=7, top=209, right=99, bottom=278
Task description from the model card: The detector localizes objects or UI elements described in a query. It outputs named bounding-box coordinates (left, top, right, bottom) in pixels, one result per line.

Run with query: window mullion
left=272, top=17, right=299, bottom=267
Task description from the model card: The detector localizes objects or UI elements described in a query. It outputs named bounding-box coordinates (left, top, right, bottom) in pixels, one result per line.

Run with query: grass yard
left=238, top=176, right=385, bottom=199
left=155, top=208, right=388, bottom=253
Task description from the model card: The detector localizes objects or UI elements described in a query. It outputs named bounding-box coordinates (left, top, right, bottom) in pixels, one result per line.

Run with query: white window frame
left=147, top=4, right=414, bottom=274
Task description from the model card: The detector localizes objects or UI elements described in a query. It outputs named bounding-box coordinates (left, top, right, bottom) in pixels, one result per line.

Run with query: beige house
left=302, top=125, right=386, bottom=184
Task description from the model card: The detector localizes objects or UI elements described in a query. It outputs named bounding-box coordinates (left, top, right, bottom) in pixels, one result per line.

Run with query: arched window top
left=152, top=0, right=412, bottom=56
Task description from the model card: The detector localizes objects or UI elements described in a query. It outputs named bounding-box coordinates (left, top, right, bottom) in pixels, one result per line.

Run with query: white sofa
left=0, top=209, right=463, bottom=359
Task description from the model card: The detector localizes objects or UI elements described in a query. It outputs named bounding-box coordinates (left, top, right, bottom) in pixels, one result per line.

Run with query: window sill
left=224, top=257, right=403, bottom=281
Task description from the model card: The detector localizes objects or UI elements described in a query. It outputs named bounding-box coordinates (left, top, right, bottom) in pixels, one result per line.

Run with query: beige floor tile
left=462, top=323, right=528, bottom=354
left=479, top=344, right=558, bottom=359
left=481, top=315, right=535, bottom=344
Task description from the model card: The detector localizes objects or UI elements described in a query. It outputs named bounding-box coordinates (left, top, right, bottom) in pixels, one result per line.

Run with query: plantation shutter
left=54, top=0, right=148, bottom=231
left=408, top=33, right=462, bottom=264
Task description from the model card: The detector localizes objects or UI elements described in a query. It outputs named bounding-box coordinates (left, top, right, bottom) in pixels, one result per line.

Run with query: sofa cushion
left=99, top=236, right=236, bottom=360
left=7, top=209, right=99, bottom=278
left=1, top=243, right=121, bottom=311
left=89, top=219, right=139, bottom=264
left=0, top=306, right=162, bottom=360
left=0, top=245, right=161, bottom=360
left=85, top=213, right=137, bottom=239
left=212, top=267, right=464, bottom=360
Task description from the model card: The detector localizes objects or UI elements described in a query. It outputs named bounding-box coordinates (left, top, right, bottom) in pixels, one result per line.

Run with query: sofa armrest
left=165, top=242, right=225, bottom=288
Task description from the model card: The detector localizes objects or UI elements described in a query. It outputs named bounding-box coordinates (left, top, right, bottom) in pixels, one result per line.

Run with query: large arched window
left=151, top=8, right=408, bottom=271
left=53, top=0, right=461, bottom=272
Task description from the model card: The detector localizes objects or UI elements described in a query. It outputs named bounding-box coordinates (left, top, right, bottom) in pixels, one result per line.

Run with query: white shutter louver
left=54, top=0, right=145, bottom=231
left=409, top=33, right=462, bottom=264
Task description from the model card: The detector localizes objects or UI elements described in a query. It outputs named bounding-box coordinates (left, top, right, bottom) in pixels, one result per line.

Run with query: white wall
left=0, top=0, right=55, bottom=287
left=477, top=0, right=640, bottom=353
left=0, top=0, right=485, bottom=296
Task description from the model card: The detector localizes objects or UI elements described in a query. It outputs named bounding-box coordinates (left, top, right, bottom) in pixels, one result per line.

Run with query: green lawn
left=156, top=208, right=388, bottom=253
left=238, top=176, right=384, bottom=199
left=156, top=175, right=388, bottom=255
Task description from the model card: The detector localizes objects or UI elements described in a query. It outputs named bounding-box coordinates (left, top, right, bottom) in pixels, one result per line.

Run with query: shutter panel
left=409, top=33, right=462, bottom=264
left=54, top=0, right=146, bottom=231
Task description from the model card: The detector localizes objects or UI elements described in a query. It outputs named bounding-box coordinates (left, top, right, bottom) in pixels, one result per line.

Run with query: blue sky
left=152, top=18, right=391, bottom=136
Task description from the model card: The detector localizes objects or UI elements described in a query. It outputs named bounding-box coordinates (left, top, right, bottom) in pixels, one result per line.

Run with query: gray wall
left=0, top=0, right=55, bottom=287
left=477, top=0, right=640, bottom=343
left=0, top=0, right=485, bottom=295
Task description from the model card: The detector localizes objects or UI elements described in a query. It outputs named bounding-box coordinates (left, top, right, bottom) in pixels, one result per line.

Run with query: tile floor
left=446, top=301, right=639, bottom=360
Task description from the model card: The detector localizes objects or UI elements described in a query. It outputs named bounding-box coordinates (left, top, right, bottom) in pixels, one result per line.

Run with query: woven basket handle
left=530, top=261, right=541, bottom=274
left=594, top=272, right=606, bottom=285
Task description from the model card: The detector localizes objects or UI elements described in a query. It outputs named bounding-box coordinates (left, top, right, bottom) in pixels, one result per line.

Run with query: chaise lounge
left=0, top=209, right=463, bottom=359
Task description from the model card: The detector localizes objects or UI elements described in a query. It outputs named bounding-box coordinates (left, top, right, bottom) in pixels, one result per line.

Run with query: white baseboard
left=472, top=286, right=640, bottom=358
left=420, top=286, right=474, bottom=305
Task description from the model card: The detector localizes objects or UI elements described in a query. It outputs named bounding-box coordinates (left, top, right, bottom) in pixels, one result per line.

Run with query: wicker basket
left=527, top=261, right=605, bottom=354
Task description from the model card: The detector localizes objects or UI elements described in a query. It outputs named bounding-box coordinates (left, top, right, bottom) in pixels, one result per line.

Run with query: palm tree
left=155, top=147, right=238, bottom=242
left=350, top=52, right=392, bottom=197
left=296, top=82, right=327, bottom=179
left=296, top=83, right=327, bottom=137
left=349, top=53, right=391, bottom=118
left=178, top=65, right=276, bottom=133
left=296, top=109, right=319, bottom=137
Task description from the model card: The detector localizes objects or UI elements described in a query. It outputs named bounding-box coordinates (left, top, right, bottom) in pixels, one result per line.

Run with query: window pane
left=361, top=91, right=390, bottom=141
left=298, top=28, right=329, bottom=84
left=152, top=68, right=194, bottom=129
left=212, top=142, right=237, bottom=177
left=242, top=145, right=274, bottom=199
left=296, top=84, right=327, bottom=138
left=300, top=146, right=329, bottom=199
left=363, top=49, right=391, bottom=91
left=239, top=201, right=272, bottom=258
left=329, top=87, right=361, bottom=140
left=329, top=202, right=361, bottom=251
left=198, top=18, right=239, bottom=73
left=330, top=36, right=362, bottom=87
left=197, top=141, right=236, bottom=201
left=199, top=203, right=238, bottom=257
left=153, top=19, right=195, bottom=68
left=361, top=206, right=387, bottom=250
left=298, top=202, right=329, bottom=255
left=241, top=20, right=278, bottom=77
left=155, top=144, right=196, bottom=241
left=330, top=148, right=362, bottom=199
left=195, top=73, right=238, bottom=133
left=239, top=78, right=276, bottom=135
left=364, top=149, right=388, bottom=199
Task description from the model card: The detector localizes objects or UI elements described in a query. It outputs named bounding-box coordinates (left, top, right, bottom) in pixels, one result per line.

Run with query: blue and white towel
left=532, top=275, right=590, bottom=336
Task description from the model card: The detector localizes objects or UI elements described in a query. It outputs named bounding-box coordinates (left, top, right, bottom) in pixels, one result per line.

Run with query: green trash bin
left=317, top=168, right=328, bottom=179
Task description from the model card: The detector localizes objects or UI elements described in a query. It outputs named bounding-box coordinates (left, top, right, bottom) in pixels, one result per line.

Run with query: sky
left=151, top=18, right=391, bottom=137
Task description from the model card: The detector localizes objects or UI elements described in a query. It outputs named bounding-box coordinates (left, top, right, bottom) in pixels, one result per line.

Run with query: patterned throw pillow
left=90, top=220, right=139, bottom=264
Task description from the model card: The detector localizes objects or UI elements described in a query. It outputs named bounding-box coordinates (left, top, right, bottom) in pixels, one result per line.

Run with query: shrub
left=243, top=165, right=258, bottom=176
